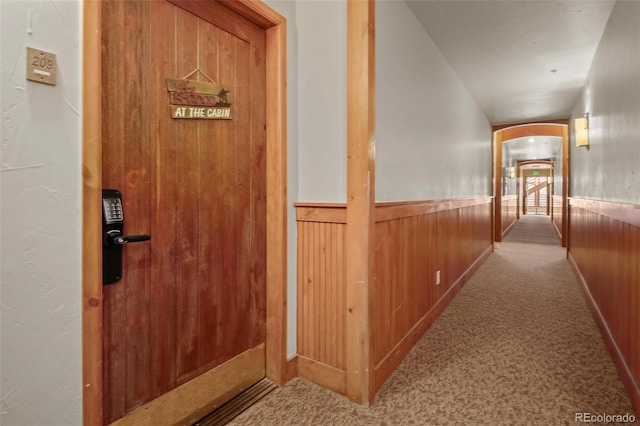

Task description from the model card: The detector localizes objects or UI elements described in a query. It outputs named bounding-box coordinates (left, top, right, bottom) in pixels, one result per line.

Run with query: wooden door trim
left=82, top=1, right=103, bottom=425
left=81, top=1, right=287, bottom=424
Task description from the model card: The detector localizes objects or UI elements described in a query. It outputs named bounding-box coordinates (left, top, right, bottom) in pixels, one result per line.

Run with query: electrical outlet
left=436, top=270, right=441, bottom=285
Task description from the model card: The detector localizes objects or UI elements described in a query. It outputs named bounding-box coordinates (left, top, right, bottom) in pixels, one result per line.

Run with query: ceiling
left=503, top=135, right=562, bottom=162
left=406, top=0, right=616, bottom=125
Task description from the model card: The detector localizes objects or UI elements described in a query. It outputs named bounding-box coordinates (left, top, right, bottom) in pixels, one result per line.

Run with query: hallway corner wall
left=568, top=0, right=640, bottom=412
left=292, top=0, right=497, bottom=402
left=0, top=1, right=83, bottom=425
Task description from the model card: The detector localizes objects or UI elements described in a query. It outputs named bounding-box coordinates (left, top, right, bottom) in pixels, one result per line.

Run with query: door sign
left=166, top=78, right=232, bottom=119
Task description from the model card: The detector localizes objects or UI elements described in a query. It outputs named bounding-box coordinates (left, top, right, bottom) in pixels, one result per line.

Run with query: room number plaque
left=27, top=47, right=57, bottom=86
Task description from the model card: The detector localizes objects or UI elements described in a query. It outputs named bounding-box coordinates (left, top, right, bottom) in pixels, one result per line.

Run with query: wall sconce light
left=574, top=112, right=590, bottom=149
left=506, top=167, right=516, bottom=179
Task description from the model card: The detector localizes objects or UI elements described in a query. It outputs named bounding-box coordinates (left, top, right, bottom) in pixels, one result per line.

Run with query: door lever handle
left=114, top=234, right=151, bottom=245
left=105, top=230, right=151, bottom=246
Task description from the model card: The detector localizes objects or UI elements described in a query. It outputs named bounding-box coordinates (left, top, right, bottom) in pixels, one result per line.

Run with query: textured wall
left=376, top=0, right=492, bottom=201
left=570, top=0, right=640, bottom=202
left=1, top=1, right=82, bottom=425
left=296, top=1, right=347, bottom=203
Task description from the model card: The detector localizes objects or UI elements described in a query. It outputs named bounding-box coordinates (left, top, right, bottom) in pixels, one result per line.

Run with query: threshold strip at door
left=193, top=379, right=277, bottom=426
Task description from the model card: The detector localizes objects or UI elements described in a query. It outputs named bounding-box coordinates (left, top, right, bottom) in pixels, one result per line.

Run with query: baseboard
left=552, top=220, right=562, bottom=240
left=286, top=356, right=298, bottom=382
left=297, top=356, right=346, bottom=396
left=460, top=245, right=493, bottom=290
left=568, top=253, right=640, bottom=413
left=372, top=245, right=493, bottom=394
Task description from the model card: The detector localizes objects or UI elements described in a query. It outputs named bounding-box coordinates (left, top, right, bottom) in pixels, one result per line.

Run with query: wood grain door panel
left=102, top=0, right=266, bottom=422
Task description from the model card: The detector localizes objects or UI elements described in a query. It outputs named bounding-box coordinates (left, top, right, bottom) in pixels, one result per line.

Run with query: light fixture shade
left=574, top=114, right=589, bottom=148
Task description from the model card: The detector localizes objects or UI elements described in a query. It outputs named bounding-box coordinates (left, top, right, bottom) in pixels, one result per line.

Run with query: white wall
left=376, top=0, right=492, bottom=201
left=296, top=0, right=347, bottom=203
left=1, top=1, right=83, bottom=425
left=570, top=0, right=640, bottom=203
left=265, top=0, right=347, bottom=357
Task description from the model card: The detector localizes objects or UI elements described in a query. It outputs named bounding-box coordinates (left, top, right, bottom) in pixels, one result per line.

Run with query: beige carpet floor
left=229, top=215, right=636, bottom=425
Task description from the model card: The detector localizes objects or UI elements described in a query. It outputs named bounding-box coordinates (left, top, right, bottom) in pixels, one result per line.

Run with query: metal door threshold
left=193, top=379, right=276, bottom=426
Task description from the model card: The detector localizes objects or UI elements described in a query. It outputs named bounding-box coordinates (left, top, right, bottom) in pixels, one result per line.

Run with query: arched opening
left=494, top=123, right=569, bottom=246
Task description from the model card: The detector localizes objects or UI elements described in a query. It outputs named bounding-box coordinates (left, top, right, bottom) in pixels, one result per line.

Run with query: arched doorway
left=493, top=123, right=569, bottom=247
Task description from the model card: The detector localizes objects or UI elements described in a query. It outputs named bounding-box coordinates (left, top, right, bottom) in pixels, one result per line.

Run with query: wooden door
left=101, top=0, right=266, bottom=423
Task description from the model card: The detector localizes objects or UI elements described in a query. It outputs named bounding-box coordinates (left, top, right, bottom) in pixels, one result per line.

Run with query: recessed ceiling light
left=550, top=69, right=558, bottom=74
left=528, top=138, right=535, bottom=143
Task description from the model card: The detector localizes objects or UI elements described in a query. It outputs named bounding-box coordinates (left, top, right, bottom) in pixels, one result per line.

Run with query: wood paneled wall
left=371, top=198, right=493, bottom=394
left=500, top=195, right=518, bottom=238
left=295, top=197, right=493, bottom=400
left=568, top=198, right=640, bottom=412
left=552, top=195, right=563, bottom=242
left=296, top=204, right=348, bottom=394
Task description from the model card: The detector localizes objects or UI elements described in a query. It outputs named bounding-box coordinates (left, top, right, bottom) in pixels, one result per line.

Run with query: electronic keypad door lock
left=102, top=189, right=151, bottom=284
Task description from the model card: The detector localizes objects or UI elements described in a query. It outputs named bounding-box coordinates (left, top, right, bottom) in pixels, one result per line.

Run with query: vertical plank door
left=102, top=0, right=267, bottom=423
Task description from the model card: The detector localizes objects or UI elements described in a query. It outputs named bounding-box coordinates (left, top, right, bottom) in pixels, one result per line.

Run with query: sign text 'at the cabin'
left=166, top=78, right=232, bottom=120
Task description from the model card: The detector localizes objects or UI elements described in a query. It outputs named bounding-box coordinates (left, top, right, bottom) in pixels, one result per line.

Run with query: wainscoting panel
left=371, top=198, right=493, bottom=394
left=500, top=195, right=518, bottom=239
left=568, top=198, right=640, bottom=412
left=296, top=211, right=347, bottom=376
left=295, top=198, right=493, bottom=400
